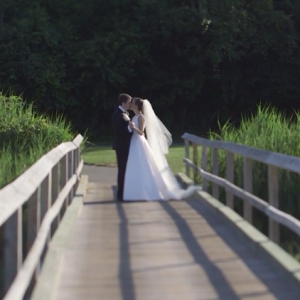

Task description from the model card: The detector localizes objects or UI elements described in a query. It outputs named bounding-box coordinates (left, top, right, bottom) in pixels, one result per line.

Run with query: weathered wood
left=72, top=135, right=84, bottom=148
left=268, top=165, right=279, bottom=243
left=74, top=148, right=80, bottom=192
left=226, top=151, right=234, bottom=209
left=0, top=135, right=83, bottom=299
left=0, top=136, right=82, bottom=227
left=183, top=158, right=300, bottom=240
left=51, top=163, right=59, bottom=207
left=68, top=151, right=74, bottom=205
left=40, top=173, right=51, bottom=222
left=27, top=189, right=41, bottom=255
left=60, top=154, right=68, bottom=217
left=184, top=139, right=190, bottom=177
left=52, top=179, right=300, bottom=300
left=182, top=133, right=300, bottom=174
left=60, top=154, right=68, bottom=193
left=192, top=143, right=198, bottom=182
left=3, top=160, right=84, bottom=300
left=244, top=157, right=253, bottom=224
left=212, top=148, right=219, bottom=199
left=202, top=146, right=208, bottom=191
left=4, top=207, right=22, bottom=292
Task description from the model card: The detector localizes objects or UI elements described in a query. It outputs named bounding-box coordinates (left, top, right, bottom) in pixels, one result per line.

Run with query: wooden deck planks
left=54, top=181, right=300, bottom=300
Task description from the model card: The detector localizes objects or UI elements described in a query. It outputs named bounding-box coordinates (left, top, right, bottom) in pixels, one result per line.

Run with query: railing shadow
left=185, top=198, right=297, bottom=299
left=116, top=202, right=136, bottom=300
left=159, top=201, right=241, bottom=300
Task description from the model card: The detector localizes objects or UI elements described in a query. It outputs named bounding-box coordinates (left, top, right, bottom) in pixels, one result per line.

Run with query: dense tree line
left=1, top=0, right=300, bottom=138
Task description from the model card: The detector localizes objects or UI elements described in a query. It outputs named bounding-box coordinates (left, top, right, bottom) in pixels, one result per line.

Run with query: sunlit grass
left=0, top=93, right=76, bottom=188
left=82, top=144, right=187, bottom=175
left=206, top=105, right=300, bottom=259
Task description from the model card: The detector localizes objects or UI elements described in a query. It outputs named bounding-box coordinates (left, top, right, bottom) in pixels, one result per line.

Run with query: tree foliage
left=1, top=0, right=300, bottom=136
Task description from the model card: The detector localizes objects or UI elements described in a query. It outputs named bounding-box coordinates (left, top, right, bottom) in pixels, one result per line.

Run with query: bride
left=123, top=97, right=200, bottom=201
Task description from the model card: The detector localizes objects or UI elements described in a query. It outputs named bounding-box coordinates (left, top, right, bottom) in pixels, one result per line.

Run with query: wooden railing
left=0, top=134, right=84, bottom=300
left=182, top=133, right=300, bottom=245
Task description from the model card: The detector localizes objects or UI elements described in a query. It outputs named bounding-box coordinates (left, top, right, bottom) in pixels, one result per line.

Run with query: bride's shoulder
left=138, top=114, right=145, bottom=122
left=136, top=113, right=145, bottom=119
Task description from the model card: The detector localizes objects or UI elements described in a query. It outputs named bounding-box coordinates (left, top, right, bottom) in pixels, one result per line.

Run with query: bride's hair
left=134, top=97, right=144, bottom=112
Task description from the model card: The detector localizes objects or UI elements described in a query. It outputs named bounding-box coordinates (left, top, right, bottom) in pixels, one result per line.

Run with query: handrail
left=182, top=133, right=300, bottom=173
left=184, top=158, right=300, bottom=238
left=182, top=133, right=300, bottom=245
left=0, top=134, right=84, bottom=299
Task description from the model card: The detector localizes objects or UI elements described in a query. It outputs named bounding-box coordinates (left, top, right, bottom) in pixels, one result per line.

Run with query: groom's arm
left=112, top=112, right=132, bottom=136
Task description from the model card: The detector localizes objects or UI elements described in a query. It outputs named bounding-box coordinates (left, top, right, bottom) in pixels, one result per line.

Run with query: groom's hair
left=118, top=93, right=132, bottom=105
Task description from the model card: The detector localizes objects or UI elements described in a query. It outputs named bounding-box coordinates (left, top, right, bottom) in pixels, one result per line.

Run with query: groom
left=111, top=93, right=133, bottom=201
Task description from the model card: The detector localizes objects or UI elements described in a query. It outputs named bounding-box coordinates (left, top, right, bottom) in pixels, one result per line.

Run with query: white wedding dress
left=123, top=101, right=200, bottom=201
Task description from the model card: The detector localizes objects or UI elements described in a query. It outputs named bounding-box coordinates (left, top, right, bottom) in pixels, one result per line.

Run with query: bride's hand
left=129, top=121, right=135, bottom=129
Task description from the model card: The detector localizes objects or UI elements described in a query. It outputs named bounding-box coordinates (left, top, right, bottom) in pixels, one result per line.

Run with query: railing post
left=4, top=207, right=23, bottom=292
left=193, top=143, right=198, bottom=182
left=268, top=165, right=279, bottom=243
left=41, top=172, right=51, bottom=221
left=39, top=172, right=51, bottom=269
left=60, top=154, right=68, bottom=208
left=51, top=163, right=59, bottom=206
left=202, top=146, right=207, bottom=191
left=226, top=151, right=234, bottom=208
left=51, top=163, right=60, bottom=235
left=27, top=188, right=41, bottom=255
left=184, top=139, right=190, bottom=177
left=212, top=148, right=219, bottom=199
left=74, top=147, right=80, bottom=191
left=243, top=157, right=253, bottom=224
left=68, top=150, right=74, bottom=204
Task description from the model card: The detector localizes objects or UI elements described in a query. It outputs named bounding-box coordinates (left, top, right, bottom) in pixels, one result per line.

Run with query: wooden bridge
left=1, top=134, right=300, bottom=300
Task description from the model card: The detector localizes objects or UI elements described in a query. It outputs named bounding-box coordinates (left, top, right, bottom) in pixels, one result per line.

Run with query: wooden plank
left=268, top=165, right=279, bottom=243
left=72, top=135, right=84, bottom=147
left=3, top=160, right=83, bottom=300
left=0, top=187, right=24, bottom=227
left=60, top=154, right=68, bottom=209
left=51, top=163, right=59, bottom=207
left=226, top=151, right=234, bottom=209
left=244, top=157, right=253, bottom=224
left=192, top=143, right=198, bottom=182
left=184, top=139, right=190, bottom=177
left=182, top=133, right=300, bottom=174
left=27, top=189, right=41, bottom=255
left=4, top=207, right=22, bottom=293
left=202, top=146, right=207, bottom=192
left=40, top=173, right=51, bottom=222
left=52, top=179, right=300, bottom=300
left=60, top=154, right=68, bottom=191
left=212, top=148, right=219, bottom=199
left=0, top=135, right=83, bottom=227
left=183, top=158, right=300, bottom=240
left=68, top=151, right=74, bottom=205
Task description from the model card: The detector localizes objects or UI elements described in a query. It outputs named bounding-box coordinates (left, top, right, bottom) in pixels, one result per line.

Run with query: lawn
left=82, top=144, right=187, bottom=174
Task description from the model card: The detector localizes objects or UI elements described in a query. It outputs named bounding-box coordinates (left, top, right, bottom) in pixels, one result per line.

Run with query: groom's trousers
left=115, top=148, right=129, bottom=200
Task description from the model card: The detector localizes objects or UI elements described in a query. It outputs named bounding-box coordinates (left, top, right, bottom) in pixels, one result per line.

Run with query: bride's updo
left=134, top=97, right=144, bottom=113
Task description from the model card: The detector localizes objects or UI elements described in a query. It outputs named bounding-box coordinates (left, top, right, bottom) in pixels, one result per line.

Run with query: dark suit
left=112, top=107, right=132, bottom=200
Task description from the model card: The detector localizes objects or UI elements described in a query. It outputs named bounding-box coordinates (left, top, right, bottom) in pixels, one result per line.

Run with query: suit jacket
left=111, top=107, right=132, bottom=151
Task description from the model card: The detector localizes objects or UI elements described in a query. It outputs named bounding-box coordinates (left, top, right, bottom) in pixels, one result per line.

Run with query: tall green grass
left=0, top=94, right=75, bottom=188
left=204, top=105, right=300, bottom=257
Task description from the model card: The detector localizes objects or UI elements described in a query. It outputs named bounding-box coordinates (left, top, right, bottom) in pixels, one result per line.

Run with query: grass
left=82, top=144, right=187, bottom=174
left=0, top=94, right=77, bottom=188
left=205, top=104, right=300, bottom=260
